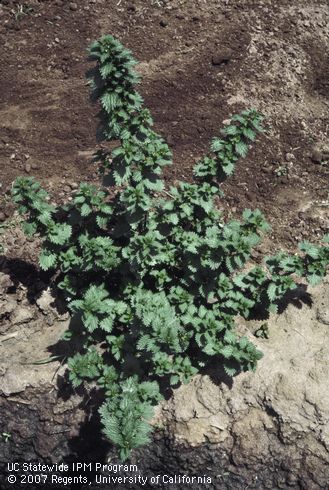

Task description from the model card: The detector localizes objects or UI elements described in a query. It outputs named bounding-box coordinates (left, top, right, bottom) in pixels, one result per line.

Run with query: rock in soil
left=36, top=288, right=55, bottom=315
left=0, top=273, right=14, bottom=293
left=10, top=306, right=34, bottom=325
left=311, top=143, right=329, bottom=164
left=316, top=303, right=329, bottom=325
left=0, top=297, right=16, bottom=319
left=211, top=50, right=233, bottom=65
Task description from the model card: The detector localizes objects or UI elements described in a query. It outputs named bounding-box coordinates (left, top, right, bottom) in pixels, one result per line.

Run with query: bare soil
left=0, top=0, right=328, bottom=256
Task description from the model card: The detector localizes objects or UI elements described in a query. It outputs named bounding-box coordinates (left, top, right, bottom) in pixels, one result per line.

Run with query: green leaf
left=100, top=317, right=114, bottom=332
left=39, top=251, right=57, bottom=270
left=170, top=375, right=180, bottom=385
left=224, top=365, right=237, bottom=376
left=223, top=125, right=238, bottom=136
left=22, top=221, right=37, bottom=236
left=267, top=283, right=276, bottom=302
left=48, top=223, right=72, bottom=245
left=243, top=128, right=256, bottom=140
left=84, top=313, right=99, bottom=332
left=221, top=345, right=233, bottom=358
left=307, top=274, right=321, bottom=286
left=224, top=330, right=236, bottom=344
left=235, top=141, right=248, bottom=157
left=81, top=203, right=92, bottom=217
left=101, top=92, right=121, bottom=112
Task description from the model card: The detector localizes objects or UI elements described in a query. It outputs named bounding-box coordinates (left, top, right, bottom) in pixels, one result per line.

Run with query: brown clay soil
left=0, top=0, right=328, bottom=260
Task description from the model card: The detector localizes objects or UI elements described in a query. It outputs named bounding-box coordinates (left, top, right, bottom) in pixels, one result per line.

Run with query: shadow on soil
left=62, top=386, right=111, bottom=488
left=0, top=252, right=314, bottom=486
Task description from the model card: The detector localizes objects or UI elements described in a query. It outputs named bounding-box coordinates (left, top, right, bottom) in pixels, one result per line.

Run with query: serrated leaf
left=170, top=375, right=180, bottom=386
left=100, top=63, right=114, bottom=79
left=242, top=128, right=256, bottom=140
left=269, top=303, right=278, bottom=314
left=101, top=92, right=121, bottom=112
left=39, top=252, right=57, bottom=271
left=238, top=337, right=249, bottom=349
left=224, top=364, right=237, bottom=377
left=100, top=317, right=114, bottom=332
left=96, top=216, right=108, bottom=228
left=48, top=224, right=72, bottom=245
left=222, top=161, right=235, bottom=175
left=307, top=274, right=321, bottom=286
left=302, top=243, right=319, bottom=259
left=81, top=203, right=92, bottom=217
left=211, top=138, right=224, bottom=152
left=84, top=313, right=99, bottom=332
left=224, top=330, right=236, bottom=344
left=221, top=345, right=233, bottom=358
left=233, top=275, right=245, bottom=288
left=223, top=125, right=238, bottom=136
left=22, top=221, right=37, bottom=236
left=267, top=283, right=276, bottom=302
left=235, top=141, right=248, bottom=157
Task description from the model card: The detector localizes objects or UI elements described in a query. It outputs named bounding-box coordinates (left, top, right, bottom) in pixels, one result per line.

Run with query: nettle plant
left=12, top=36, right=329, bottom=460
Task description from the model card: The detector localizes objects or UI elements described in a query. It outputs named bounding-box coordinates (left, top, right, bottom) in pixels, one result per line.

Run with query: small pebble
left=25, top=163, right=31, bottom=173
left=69, top=2, right=78, bottom=11
left=211, top=50, right=233, bottom=65
left=285, top=153, right=294, bottom=161
left=311, top=148, right=323, bottom=164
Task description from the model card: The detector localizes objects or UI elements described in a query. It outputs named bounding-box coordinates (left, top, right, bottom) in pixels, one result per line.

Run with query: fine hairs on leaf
left=11, top=34, right=329, bottom=461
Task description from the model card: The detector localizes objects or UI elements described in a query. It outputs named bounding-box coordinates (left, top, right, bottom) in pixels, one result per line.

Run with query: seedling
left=255, top=323, right=269, bottom=339
left=2, top=432, right=11, bottom=443
left=274, top=164, right=288, bottom=177
left=13, top=4, right=33, bottom=21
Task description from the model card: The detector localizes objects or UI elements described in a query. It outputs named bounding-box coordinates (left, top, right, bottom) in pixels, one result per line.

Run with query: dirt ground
left=0, top=259, right=328, bottom=489
left=0, top=0, right=328, bottom=260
